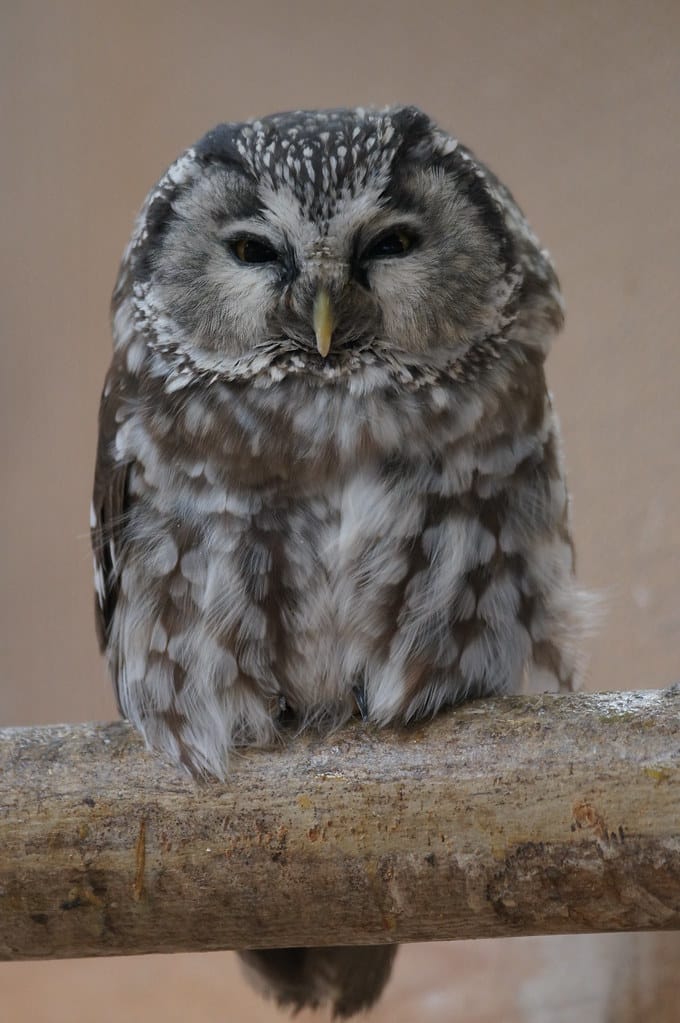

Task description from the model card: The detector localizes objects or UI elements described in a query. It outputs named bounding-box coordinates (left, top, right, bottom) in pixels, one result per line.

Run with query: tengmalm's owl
left=92, top=106, right=587, bottom=1017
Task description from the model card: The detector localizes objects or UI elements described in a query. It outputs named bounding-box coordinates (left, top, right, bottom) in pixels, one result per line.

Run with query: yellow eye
left=231, top=237, right=279, bottom=264
left=364, top=229, right=415, bottom=260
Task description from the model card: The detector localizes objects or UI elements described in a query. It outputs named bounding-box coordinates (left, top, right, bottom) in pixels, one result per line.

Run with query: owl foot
left=352, top=683, right=369, bottom=721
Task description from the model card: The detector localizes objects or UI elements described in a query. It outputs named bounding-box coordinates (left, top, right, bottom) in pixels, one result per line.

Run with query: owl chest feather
left=111, top=363, right=568, bottom=745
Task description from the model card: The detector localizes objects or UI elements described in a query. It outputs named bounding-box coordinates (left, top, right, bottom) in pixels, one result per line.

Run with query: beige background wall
left=1, top=2, right=679, bottom=1020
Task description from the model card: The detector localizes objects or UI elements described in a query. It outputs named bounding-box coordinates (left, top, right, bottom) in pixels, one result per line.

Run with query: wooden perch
left=1, top=689, right=679, bottom=961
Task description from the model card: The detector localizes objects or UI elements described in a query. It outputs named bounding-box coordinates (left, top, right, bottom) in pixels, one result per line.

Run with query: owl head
left=116, top=106, right=563, bottom=381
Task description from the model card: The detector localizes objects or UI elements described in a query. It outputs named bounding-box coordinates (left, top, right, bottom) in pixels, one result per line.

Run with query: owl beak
left=313, top=287, right=334, bottom=358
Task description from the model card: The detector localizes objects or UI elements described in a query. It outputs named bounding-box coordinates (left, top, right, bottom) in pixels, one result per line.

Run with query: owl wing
left=91, top=367, right=132, bottom=653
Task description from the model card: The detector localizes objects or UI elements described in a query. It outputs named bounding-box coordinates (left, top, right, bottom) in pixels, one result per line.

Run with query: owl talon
left=352, top=684, right=369, bottom=721
left=277, top=695, right=297, bottom=726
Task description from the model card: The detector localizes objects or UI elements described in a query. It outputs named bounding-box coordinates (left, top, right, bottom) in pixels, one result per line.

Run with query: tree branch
left=1, top=689, right=679, bottom=960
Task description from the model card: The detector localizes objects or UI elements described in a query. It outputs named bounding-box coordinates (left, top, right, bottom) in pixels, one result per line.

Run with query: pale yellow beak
left=313, top=287, right=334, bottom=358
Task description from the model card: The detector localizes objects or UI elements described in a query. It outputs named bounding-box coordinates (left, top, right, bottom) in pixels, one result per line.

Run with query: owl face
left=140, top=108, right=518, bottom=369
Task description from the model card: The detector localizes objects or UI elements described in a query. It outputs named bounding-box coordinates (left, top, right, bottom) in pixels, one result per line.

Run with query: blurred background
left=1, top=1, right=679, bottom=1020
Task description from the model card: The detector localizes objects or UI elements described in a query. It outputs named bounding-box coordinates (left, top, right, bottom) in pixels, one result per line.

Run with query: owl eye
left=230, top=237, right=279, bottom=265
left=363, top=229, right=415, bottom=260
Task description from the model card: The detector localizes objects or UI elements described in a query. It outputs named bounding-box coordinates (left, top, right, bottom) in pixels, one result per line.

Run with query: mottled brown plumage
left=92, top=106, right=589, bottom=1016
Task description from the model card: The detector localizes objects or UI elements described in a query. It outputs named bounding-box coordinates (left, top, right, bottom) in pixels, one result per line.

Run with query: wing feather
left=91, top=369, right=132, bottom=653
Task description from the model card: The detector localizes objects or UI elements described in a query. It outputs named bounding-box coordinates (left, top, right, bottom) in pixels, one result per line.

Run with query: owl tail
left=238, top=944, right=398, bottom=1018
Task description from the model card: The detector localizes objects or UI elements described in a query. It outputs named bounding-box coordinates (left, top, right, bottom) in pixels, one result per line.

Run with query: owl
left=92, top=106, right=586, bottom=1016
